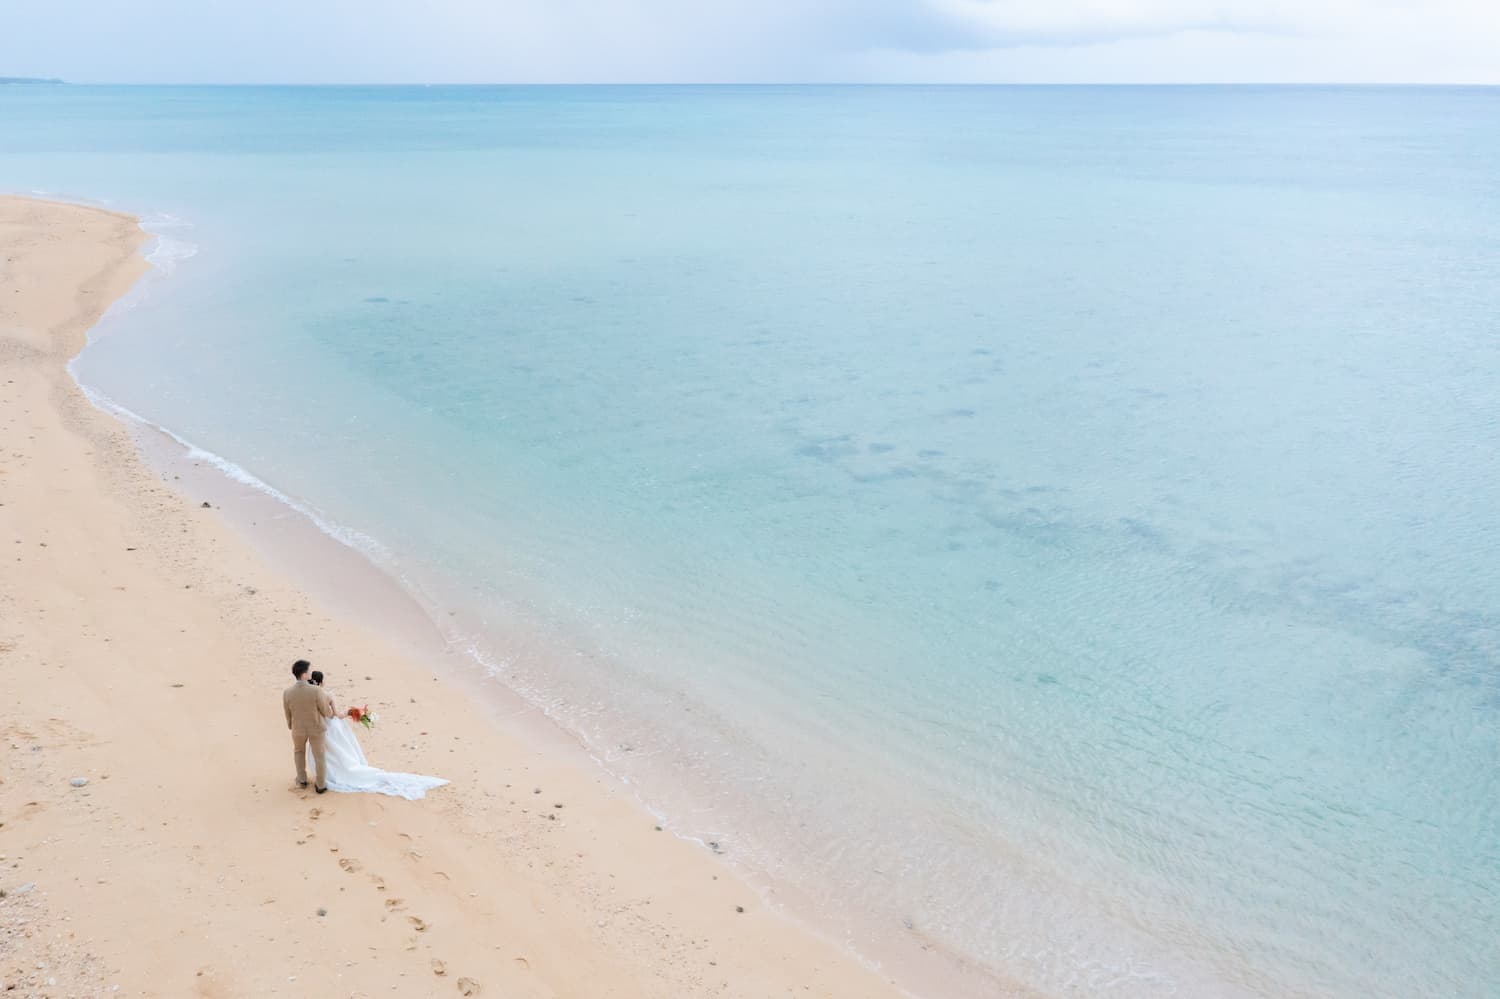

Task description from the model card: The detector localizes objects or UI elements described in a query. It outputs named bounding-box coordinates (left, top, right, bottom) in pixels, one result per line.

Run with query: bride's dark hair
left=310, top=670, right=325, bottom=686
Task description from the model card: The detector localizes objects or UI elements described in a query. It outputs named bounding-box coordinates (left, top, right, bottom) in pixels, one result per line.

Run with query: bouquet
left=347, top=705, right=377, bottom=730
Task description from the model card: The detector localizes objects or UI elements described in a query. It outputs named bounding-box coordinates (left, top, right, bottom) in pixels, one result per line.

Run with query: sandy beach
left=0, top=195, right=910, bottom=998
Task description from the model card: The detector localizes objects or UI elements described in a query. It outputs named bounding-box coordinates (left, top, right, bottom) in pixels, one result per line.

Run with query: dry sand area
left=0, top=195, right=908, bottom=998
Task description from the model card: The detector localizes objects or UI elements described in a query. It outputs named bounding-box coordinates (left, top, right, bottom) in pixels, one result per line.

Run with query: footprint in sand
left=408, top=915, right=429, bottom=932
left=338, top=858, right=363, bottom=874
left=456, top=977, right=482, bottom=995
left=513, top=957, right=529, bottom=971
left=384, top=897, right=405, bottom=911
left=430, top=959, right=446, bottom=977
left=369, top=874, right=386, bottom=890
left=308, top=807, right=321, bottom=821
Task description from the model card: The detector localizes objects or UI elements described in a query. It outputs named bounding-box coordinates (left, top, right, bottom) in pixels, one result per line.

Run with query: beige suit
left=283, top=680, right=335, bottom=788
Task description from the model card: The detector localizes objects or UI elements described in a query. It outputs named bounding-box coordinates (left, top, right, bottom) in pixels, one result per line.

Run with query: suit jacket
left=283, top=680, right=334, bottom=735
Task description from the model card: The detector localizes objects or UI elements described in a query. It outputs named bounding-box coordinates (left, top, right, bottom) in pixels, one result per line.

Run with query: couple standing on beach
left=283, top=659, right=337, bottom=792
left=281, top=659, right=449, bottom=800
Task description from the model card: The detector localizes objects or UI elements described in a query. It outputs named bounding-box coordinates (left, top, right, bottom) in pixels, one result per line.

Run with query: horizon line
left=15, top=80, right=1500, bottom=88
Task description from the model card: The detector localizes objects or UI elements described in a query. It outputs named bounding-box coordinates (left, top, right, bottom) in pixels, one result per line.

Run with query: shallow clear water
left=4, top=85, right=1498, bottom=997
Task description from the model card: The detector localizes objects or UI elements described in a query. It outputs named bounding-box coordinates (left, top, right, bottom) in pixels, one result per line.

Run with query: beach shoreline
left=0, top=194, right=924, bottom=998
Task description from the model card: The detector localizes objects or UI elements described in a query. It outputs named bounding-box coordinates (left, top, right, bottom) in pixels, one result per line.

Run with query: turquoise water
left=4, top=85, right=1498, bottom=996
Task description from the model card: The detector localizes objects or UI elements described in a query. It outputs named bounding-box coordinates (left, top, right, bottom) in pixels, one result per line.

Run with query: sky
left=2, top=0, right=1499, bottom=84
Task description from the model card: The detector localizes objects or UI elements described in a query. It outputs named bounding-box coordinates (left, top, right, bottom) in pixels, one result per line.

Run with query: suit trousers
left=293, top=728, right=328, bottom=788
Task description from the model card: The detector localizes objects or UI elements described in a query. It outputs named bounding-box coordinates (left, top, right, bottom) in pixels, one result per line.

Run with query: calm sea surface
left=4, top=85, right=1497, bottom=997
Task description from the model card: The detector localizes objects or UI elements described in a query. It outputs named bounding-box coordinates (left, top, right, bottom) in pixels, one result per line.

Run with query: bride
left=307, top=671, right=448, bottom=800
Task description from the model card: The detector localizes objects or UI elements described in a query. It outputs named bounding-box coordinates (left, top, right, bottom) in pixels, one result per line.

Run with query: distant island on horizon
left=0, top=77, right=64, bottom=85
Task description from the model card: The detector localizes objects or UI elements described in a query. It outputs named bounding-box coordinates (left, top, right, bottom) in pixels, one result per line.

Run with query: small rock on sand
left=69, top=777, right=89, bottom=787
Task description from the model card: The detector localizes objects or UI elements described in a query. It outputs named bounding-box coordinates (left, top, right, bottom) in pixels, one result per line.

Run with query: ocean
left=3, top=84, right=1497, bottom=997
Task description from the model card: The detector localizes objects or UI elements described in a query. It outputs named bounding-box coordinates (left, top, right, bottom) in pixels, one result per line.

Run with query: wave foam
left=72, top=380, right=391, bottom=565
left=139, top=211, right=199, bottom=274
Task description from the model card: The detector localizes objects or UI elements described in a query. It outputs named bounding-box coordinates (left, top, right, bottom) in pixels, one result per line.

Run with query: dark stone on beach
left=735, top=906, right=744, bottom=913
left=200, top=501, right=211, bottom=508
left=317, top=907, right=328, bottom=916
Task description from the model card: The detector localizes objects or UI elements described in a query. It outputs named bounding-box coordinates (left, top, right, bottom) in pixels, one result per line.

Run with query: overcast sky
left=3, top=1, right=1499, bottom=84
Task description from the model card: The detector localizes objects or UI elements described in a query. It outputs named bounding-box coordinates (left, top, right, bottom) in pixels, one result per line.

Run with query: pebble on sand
left=69, top=777, right=89, bottom=787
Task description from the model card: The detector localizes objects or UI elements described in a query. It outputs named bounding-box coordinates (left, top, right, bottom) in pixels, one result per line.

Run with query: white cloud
left=0, top=0, right=1496, bottom=82
left=849, top=0, right=1500, bottom=81
left=901, top=0, right=1321, bottom=46
left=841, top=0, right=1498, bottom=51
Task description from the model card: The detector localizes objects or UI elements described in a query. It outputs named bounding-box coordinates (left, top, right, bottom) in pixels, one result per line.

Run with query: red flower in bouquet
left=347, top=705, right=376, bottom=729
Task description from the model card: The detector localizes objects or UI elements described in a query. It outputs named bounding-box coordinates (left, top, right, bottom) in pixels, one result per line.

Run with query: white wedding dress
left=309, top=716, right=448, bottom=800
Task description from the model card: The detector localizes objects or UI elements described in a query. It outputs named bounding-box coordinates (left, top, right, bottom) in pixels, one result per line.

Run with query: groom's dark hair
left=292, top=659, right=311, bottom=679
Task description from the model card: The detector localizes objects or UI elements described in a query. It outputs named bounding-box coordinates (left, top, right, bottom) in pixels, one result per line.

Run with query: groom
left=283, top=659, right=334, bottom=793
